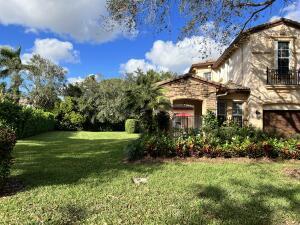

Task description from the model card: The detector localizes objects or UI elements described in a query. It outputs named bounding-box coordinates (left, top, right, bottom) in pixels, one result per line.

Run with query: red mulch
left=124, top=156, right=300, bottom=164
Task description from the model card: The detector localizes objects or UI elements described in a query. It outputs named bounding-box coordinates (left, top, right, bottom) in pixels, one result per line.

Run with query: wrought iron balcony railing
left=267, top=68, right=300, bottom=85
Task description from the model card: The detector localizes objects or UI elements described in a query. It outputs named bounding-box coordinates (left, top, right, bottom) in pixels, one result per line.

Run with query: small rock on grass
left=132, top=177, right=148, bottom=185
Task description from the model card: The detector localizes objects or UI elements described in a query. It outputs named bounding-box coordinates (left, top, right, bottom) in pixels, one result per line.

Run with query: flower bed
left=125, top=113, right=300, bottom=161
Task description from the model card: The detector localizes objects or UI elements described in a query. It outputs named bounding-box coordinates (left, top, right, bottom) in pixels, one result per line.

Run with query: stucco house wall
left=213, top=41, right=251, bottom=86
left=163, top=19, right=300, bottom=133
left=200, top=21, right=300, bottom=129
left=246, top=24, right=300, bottom=128
left=194, top=67, right=213, bottom=79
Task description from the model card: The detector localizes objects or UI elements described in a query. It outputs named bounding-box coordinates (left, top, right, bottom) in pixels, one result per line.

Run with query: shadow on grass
left=12, top=131, right=162, bottom=190
left=169, top=182, right=300, bottom=225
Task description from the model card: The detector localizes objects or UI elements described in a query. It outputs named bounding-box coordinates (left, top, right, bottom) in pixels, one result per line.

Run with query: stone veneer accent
left=159, top=76, right=218, bottom=113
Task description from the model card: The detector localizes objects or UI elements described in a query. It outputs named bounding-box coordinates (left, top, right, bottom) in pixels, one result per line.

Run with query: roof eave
left=212, top=18, right=300, bottom=69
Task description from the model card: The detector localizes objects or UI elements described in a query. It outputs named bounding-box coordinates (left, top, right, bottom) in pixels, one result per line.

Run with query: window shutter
left=274, top=41, right=278, bottom=69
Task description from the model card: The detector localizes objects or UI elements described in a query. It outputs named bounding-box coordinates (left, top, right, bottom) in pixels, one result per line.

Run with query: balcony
left=267, top=68, right=300, bottom=85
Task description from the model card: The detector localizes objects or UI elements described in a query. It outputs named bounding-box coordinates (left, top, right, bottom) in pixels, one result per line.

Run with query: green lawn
left=1, top=131, right=300, bottom=225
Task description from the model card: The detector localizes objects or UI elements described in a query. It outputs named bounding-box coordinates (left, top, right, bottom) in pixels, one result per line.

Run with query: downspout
left=216, top=92, right=228, bottom=97
left=216, top=91, right=228, bottom=115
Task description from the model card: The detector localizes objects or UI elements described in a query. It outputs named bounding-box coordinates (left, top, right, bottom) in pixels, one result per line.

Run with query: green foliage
left=0, top=123, right=16, bottom=188
left=54, top=97, right=85, bottom=131
left=25, top=54, right=66, bottom=110
left=126, top=119, right=300, bottom=160
left=20, top=108, right=55, bottom=138
left=125, top=136, right=145, bottom=161
left=154, top=110, right=170, bottom=133
left=0, top=46, right=27, bottom=103
left=125, top=119, right=139, bottom=133
left=3, top=131, right=300, bottom=224
left=126, top=132, right=175, bottom=160
left=0, top=100, right=55, bottom=138
left=202, top=111, right=219, bottom=132
left=124, top=70, right=171, bottom=133
left=53, top=70, right=172, bottom=132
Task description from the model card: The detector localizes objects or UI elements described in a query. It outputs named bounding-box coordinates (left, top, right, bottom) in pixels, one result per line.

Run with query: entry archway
left=172, top=98, right=203, bottom=129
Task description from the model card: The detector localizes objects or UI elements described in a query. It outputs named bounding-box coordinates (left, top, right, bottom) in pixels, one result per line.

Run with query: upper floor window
left=204, top=72, right=212, bottom=80
left=232, top=102, right=243, bottom=127
left=277, top=41, right=290, bottom=75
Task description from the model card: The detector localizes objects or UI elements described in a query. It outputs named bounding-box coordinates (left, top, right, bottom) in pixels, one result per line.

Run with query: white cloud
left=0, top=0, right=133, bottom=43
left=0, top=44, right=14, bottom=49
left=67, top=73, right=101, bottom=84
left=67, top=76, right=85, bottom=84
left=271, top=0, right=300, bottom=22
left=283, top=0, right=300, bottom=21
left=120, top=36, right=225, bottom=74
left=22, top=38, right=79, bottom=64
left=120, top=59, right=160, bottom=74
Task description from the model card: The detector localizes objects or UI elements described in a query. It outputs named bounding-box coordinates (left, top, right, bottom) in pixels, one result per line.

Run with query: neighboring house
left=158, top=18, right=300, bottom=135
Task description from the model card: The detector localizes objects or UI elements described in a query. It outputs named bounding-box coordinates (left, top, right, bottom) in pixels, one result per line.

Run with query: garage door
left=263, top=110, right=300, bottom=135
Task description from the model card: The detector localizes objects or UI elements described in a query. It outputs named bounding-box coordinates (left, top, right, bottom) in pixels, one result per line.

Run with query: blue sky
left=0, top=0, right=299, bottom=82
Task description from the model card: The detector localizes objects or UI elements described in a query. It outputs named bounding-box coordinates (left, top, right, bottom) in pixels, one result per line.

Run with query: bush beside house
left=0, top=123, right=16, bottom=189
left=126, top=112, right=300, bottom=161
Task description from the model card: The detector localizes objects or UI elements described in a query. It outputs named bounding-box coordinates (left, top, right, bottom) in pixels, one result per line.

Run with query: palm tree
left=0, top=47, right=28, bottom=103
left=124, top=70, right=171, bottom=133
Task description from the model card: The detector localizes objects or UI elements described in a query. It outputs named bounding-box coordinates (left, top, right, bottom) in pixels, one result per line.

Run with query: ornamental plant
left=0, top=123, right=16, bottom=189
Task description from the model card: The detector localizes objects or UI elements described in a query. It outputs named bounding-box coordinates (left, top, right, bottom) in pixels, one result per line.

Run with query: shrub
left=53, top=97, right=86, bottom=131
left=126, top=133, right=175, bottom=160
left=125, top=137, right=145, bottom=161
left=175, top=135, right=203, bottom=157
left=0, top=123, right=16, bottom=188
left=125, top=119, right=139, bottom=134
left=125, top=114, right=300, bottom=161
left=0, top=100, right=55, bottom=139
left=20, top=108, right=55, bottom=138
left=155, top=111, right=170, bottom=132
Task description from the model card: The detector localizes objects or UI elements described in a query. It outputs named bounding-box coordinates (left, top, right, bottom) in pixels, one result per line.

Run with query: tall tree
left=124, top=70, right=171, bottom=133
left=0, top=47, right=28, bottom=103
left=77, top=75, right=100, bottom=129
left=25, top=54, right=66, bottom=110
left=107, top=0, right=290, bottom=46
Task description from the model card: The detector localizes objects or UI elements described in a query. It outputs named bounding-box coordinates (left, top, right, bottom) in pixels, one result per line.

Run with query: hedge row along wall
left=0, top=101, right=55, bottom=139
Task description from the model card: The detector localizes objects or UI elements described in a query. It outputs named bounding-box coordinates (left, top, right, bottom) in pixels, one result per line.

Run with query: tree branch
left=240, top=0, right=276, bottom=32
left=237, top=0, right=276, bottom=7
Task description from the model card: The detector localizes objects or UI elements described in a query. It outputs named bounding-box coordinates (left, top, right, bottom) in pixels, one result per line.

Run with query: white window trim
left=274, top=41, right=278, bottom=69
left=232, top=101, right=243, bottom=126
left=274, top=40, right=292, bottom=70
left=204, top=72, right=212, bottom=80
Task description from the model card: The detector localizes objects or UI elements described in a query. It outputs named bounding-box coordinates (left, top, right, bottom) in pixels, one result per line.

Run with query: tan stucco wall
left=212, top=41, right=251, bottom=86
left=194, top=67, right=216, bottom=81
left=247, top=24, right=300, bottom=128
left=212, top=23, right=300, bottom=129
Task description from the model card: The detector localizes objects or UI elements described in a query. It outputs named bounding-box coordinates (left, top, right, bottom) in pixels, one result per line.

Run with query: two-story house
left=157, top=18, right=300, bottom=135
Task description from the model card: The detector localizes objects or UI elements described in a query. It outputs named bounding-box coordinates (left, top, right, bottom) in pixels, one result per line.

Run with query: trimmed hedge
left=0, top=100, right=55, bottom=139
left=0, top=124, right=16, bottom=188
left=125, top=119, right=139, bottom=134
left=21, top=108, right=55, bottom=138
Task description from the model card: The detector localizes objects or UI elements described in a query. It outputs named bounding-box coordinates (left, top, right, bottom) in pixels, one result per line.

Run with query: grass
left=1, top=131, right=300, bottom=225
